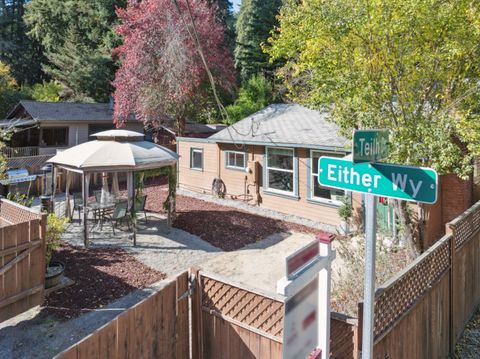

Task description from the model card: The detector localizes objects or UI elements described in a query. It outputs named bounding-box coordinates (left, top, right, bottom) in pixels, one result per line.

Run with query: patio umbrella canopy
left=48, top=129, right=178, bottom=172
left=47, top=129, right=179, bottom=247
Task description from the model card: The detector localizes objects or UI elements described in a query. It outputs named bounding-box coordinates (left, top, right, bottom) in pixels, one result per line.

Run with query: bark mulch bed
left=43, top=244, right=165, bottom=320
left=142, top=183, right=327, bottom=251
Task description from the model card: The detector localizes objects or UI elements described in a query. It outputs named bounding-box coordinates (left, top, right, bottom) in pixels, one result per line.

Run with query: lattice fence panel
left=201, top=275, right=284, bottom=338
left=373, top=238, right=451, bottom=340
left=0, top=200, right=41, bottom=224
left=451, top=202, right=480, bottom=249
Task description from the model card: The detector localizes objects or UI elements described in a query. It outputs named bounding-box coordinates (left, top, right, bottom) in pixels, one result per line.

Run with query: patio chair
left=72, top=192, right=84, bottom=221
left=94, top=190, right=102, bottom=203
left=135, top=195, right=148, bottom=224
left=103, top=200, right=131, bottom=235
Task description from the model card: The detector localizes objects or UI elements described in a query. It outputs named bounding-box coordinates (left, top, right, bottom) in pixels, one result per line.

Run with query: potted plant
left=338, top=195, right=353, bottom=235
left=45, top=214, right=66, bottom=289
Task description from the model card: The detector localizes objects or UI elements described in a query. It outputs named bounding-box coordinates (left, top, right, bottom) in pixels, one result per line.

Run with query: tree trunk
left=391, top=200, right=422, bottom=258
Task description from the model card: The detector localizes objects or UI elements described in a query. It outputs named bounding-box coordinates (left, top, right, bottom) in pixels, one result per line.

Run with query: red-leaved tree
left=112, top=0, right=236, bottom=132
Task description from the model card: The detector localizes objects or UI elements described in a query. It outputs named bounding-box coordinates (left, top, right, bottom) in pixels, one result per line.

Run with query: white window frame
left=190, top=148, right=203, bottom=171
left=225, top=150, right=246, bottom=170
left=265, top=147, right=296, bottom=196
left=310, top=150, right=343, bottom=206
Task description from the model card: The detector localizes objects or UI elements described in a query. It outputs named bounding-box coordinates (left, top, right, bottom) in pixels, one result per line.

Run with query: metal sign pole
left=362, top=193, right=377, bottom=359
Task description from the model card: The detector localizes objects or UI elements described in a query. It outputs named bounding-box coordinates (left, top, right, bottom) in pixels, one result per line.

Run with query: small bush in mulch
left=43, top=244, right=165, bottom=320
left=142, top=183, right=325, bottom=251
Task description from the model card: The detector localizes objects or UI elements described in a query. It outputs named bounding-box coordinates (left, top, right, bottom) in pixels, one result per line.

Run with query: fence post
left=357, top=301, right=363, bottom=356
left=190, top=267, right=203, bottom=359
left=448, top=224, right=456, bottom=354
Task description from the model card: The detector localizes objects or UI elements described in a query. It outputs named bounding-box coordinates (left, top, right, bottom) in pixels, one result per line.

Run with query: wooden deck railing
left=2, top=146, right=39, bottom=158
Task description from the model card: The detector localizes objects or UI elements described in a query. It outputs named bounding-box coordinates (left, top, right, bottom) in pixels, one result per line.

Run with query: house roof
left=209, top=104, right=349, bottom=151
left=6, top=100, right=114, bottom=122
left=185, top=122, right=227, bottom=134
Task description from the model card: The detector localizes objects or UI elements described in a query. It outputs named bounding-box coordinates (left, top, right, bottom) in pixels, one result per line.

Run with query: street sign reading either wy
left=353, top=130, right=389, bottom=163
left=318, top=157, right=438, bottom=204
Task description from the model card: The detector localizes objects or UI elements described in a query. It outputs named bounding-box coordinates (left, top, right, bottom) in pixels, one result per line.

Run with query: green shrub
left=7, top=192, right=34, bottom=207
left=338, top=195, right=353, bottom=221
left=45, top=214, right=66, bottom=268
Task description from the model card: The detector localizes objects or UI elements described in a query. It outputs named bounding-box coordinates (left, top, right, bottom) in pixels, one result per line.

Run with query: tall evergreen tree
left=234, top=0, right=281, bottom=81
left=24, top=0, right=126, bottom=102
left=0, top=0, right=46, bottom=85
left=210, top=0, right=235, bottom=51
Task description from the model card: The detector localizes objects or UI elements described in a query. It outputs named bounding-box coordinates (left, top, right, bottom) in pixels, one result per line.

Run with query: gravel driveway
left=453, top=305, right=480, bottom=358
left=201, top=232, right=319, bottom=293
left=62, top=213, right=223, bottom=276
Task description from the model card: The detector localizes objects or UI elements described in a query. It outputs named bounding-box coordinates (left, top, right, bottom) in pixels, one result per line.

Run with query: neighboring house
left=150, top=122, right=227, bottom=150
left=177, top=104, right=360, bottom=228
left=0, top=101, right=145, bottom=173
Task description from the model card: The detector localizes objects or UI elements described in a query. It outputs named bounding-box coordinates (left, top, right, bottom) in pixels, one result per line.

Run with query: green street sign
left=353, top=130, right=389, bottom=163
left=318, top=157, right=438, bottom=204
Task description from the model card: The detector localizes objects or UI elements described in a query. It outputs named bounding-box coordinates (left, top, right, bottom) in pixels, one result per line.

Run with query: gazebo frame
left=54, top=164, right=176, bottom=247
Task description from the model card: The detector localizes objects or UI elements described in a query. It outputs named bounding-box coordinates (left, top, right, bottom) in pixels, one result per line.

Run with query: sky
left=232, top=0, right=241, bottom=12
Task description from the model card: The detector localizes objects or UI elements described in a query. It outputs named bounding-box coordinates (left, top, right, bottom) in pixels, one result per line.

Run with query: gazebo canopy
left=48, top=129, right=178, bottom=172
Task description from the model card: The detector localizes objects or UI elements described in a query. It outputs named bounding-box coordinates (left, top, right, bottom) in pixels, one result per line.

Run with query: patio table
left=86, top=201, right=116, bottom=232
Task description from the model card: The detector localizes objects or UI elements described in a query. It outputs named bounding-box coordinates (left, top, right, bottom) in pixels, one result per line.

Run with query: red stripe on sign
left=308, top=348, right=322, bottom=359
left=303, top=310, right=316, bottom=330
left=287, top=242, right=319, bottom=277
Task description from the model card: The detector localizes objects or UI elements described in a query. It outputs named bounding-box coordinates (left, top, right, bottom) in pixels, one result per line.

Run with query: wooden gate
left=54, top=272, right=190, bottom=359
left=192, top=270, right=284, bottom=359
left=192, top=270, right=359, bottom=359
left=0, top=199, right=46, bottom=322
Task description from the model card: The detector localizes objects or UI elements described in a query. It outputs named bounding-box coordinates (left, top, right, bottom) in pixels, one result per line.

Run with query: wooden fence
left=0, top=199, right=46, bottom=323
left=357, top=200, right=480, bottom=358
left=55, top=268, right=359, bottom=359
left=54, top=272, right=189, bottom=359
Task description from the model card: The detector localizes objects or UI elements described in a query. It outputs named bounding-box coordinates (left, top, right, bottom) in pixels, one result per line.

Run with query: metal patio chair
left=135, top=195, right=148, bottom=224
left=103, top=200, right=131, bottom=235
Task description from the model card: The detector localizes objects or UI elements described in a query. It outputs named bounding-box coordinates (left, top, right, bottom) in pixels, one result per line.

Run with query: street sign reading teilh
left=318, top=157, right=438, bottom=204
left=353, top=130, right=389, bottom=163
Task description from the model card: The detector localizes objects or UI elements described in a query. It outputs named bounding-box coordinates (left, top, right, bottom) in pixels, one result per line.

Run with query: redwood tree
left=112, top=0, right=235, bottom=132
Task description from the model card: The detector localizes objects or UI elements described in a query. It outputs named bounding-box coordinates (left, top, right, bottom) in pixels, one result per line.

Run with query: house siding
left=178, top=140, right=350, bottom=227
left=36, top=122, right=145, bottom=155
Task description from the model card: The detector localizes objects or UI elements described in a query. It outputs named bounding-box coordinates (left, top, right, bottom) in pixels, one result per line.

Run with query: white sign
left=277, top=239, right=335, bottom=359
left=283, top=279, right=319, bottom=359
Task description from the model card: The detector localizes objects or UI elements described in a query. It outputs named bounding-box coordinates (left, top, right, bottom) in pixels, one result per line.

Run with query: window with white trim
left=266, top=147, right=296, bottom=195
left=225, top=150, right=246, bottom=170
left=310, top=150, right=344, bottom=204
left=190, top=148, right=203, bottom=170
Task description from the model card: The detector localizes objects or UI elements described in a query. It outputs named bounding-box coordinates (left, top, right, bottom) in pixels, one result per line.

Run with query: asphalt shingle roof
left=209, top=103, right=348, bottom=150
left=8, top=101, right=113, bottom=122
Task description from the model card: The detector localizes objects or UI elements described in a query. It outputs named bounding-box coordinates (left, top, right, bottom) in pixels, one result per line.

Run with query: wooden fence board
left=176, top=272, right=189, bottom=359
left=116, top=309, right=133, bottom=359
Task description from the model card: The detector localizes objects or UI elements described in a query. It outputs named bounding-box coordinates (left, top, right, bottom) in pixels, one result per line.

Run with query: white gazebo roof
left=48, top=130, right=178, bottom=172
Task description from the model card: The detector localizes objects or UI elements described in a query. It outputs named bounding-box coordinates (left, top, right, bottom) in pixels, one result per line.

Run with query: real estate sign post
left=318, top=131, right=438, bottom=359
left=277, top=239, right=335, bottom=359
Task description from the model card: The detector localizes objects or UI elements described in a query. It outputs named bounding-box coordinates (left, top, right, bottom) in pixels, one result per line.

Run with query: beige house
left=177, top=104, right=363, bottom=228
